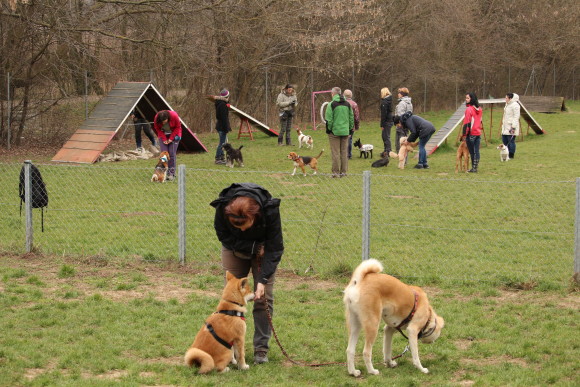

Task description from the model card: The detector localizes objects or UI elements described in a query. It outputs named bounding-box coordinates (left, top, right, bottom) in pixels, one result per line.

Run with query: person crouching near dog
left=153, top=110, right=182, bottom=181
left=394, top=112, right=435, bottom=169
left=214, top=88, right=232, bottom=165
left=210, top=183, right=284, bottom=365
left=276, top=84, right=297, bottom=146
left=463, top=92, right=483, bottom=173
left=502, top=93, right=520, bottom=160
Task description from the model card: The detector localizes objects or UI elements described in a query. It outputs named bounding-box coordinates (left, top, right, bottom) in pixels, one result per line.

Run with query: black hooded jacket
left=402, top=114, right=436, bottom=143
left=210, top=183, right=284, bottom=284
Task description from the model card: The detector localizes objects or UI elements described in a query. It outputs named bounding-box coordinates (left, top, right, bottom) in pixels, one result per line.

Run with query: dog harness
left=205, top=323, right=233, bottom=349
left=395, top=291, right=436, bottom=340
left=205, top=309, right=246, bottom=349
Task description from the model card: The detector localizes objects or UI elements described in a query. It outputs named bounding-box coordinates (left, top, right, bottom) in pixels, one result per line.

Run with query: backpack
left=19, top=163, right=49, bottom=232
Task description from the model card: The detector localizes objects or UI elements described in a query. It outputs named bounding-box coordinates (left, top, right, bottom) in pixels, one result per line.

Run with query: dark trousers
left=382, top=122, right=393, bottom=153
left=221, top=246, right=275, bottom=352
left=158, top=140, right=179, bottom=176
left=466, top=135, right=481, bottom=166
left=502, top=134, right=516, bottom=156
left=215, top=131, right=228, bottom=160
left=134, top=119, right=156, bottom=148
left=278, top=116, right=293, bottom=145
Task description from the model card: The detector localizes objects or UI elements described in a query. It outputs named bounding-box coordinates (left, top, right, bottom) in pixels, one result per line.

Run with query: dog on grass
left=496, top=144, right=510, bottom=162
left=353, top=138, right=374, bottom=159
left=344, top=259, right=444, bottom=376
left=395, top=137, right=417, bottom=169
left=184, top=271, right=255, bottom=374
left=151, top=151, right=170, bottom=182
left=222, top=143, right=244, bottom=168
left=455, top=140, right=470, bottom=173
left=296, top=129, right=313, bottom=149
left=371, top=151, right=390, bottom=168
left=287, top=150, right=324, bottom=176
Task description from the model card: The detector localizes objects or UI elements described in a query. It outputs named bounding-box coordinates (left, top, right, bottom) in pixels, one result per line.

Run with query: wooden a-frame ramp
left=53, top=82, right=207, bottom=164
left=426, top=98, right=545, bottom=155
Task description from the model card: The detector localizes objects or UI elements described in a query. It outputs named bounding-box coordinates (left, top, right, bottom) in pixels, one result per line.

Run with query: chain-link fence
left=1, top=162, right=576, bottom=286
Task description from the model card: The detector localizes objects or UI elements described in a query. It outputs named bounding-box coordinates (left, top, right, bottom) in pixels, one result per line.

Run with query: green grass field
left=0, top=102, right=579, bottom=386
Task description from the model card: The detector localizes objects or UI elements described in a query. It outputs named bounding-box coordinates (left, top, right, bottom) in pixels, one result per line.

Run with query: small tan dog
left=151, top=151, right=170, bottom=182
left=184, top=271, right=255, bottom=373
left=287, top=150, right=324, bottom=176
left=396, top=137, right=417, bottom=169
left=455, top=140, right=470, bottom=173
left=296, top=129, right=314, bottom=149
left=344, top=259, right=444, bottom=376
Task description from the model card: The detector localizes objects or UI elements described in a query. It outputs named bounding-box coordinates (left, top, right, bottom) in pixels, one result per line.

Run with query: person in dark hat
left=210, top=183, right=284, bottom=364
left=214, top=88, right=231, bottom=164
left=276, top=84, right=297, bottom=146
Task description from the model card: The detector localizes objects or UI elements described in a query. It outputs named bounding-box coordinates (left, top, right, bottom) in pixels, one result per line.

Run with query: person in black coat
left=394, top=113, right=436, bottom=169
left=380, top=87, right=394, bottom=154
left=214, top=89, right=231, bottom=164
left=210, top=183, right=284, bottom=364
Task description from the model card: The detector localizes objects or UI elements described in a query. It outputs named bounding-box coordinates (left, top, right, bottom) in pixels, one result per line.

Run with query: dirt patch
left=461, top=355, right=531, bottom=368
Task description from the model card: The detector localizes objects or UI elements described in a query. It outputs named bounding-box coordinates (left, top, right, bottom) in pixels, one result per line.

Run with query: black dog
left=371, top=151, right=390, bottom=168
left=353, top=138, right=374, bottom=159
left=222, top=143, right=244, bottom=168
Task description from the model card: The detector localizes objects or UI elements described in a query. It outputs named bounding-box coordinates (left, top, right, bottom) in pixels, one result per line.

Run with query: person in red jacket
left=462, top=93, right=483, bottom=173
left=153, top=110, right=182, bottom=180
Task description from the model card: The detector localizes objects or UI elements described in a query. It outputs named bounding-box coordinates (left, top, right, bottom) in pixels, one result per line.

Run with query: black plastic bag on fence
left=19, top=163, right=49, bottom=232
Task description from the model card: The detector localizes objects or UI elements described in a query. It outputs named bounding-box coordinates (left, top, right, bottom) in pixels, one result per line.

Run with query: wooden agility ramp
left=53, top=82, right=207, bottom=164
left=426, top=98, right=545, bottom=155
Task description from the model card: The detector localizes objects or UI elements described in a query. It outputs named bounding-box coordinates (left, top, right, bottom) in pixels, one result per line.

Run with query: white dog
left=296, top=129, right=313, bottom=149
left=496, top=144, right=510, bottom=162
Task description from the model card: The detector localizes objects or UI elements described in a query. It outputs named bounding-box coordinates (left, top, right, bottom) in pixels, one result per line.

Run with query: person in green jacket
left=325, top=87, right=354, bottom=177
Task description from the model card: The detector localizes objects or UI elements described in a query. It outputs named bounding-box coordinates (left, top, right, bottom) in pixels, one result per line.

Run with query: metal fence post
left=24, top=160, right=33, bottom=252
left=178, top=164, right=186, bottom=264
left=362, top=170, right=370, bottom=261
left=574, top=177, right=580, bottom=282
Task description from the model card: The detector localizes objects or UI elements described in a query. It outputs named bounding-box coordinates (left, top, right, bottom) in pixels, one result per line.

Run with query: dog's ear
left=240, top=278, right=248, bottom=288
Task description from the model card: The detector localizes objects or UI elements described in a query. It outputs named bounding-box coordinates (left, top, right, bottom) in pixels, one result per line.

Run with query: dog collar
left=205, top=323, right=233, bottom=349
left=216, top=310, right=245, bottom=320
left=223, top=299, right=244, bottom=307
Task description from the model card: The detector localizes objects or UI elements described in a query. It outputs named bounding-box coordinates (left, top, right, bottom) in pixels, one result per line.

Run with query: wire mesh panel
left=368, top=173, right=575, bottom=286
left=0, top=162, right=575, bottom=286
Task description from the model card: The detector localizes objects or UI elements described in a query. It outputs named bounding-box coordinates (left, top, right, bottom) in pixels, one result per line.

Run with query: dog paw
left=349, top=369, right=361, bottom=377
left=386, top=360, right=398, bottom=368
left=368, top=369, right=380, bottom=375
left=421, top=367, right=429, bottom=374
left=220, top=367, right=230, bottom=373
left=231, top=358, right=237, bottom=365
left=240, top=364, right=250, bottom=371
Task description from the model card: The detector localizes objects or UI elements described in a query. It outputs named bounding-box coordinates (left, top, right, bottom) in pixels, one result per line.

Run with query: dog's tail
left=389, top=151, right=398, bottom=159
left=238, top=145, right=244, bottom=150
left=316, top=149, right=324, bottom=159
left=184, top=347, right=215, bottom=374
left=349, top=258, right=383, bottom=287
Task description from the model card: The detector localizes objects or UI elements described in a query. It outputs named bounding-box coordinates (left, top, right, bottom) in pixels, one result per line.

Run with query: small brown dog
left=455, top=140, right=470, bottom=173
left=151, top=151, right=170, bottom=182
left=397, top=137, right=417, bottom=169
left=184, top=271, right=255, bottom=373
left=287, top=150, right=324, bottom=176
left=344, top=259, right=444, bottom=376
left=296, top=129, right=313, bottom=149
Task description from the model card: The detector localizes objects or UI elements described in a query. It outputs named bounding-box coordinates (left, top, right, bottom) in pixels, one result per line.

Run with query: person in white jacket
left=502, top=93, right=520, bottom=159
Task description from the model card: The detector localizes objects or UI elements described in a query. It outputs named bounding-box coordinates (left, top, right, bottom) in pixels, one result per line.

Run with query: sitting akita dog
left=184, top=272, right=254, bottom=373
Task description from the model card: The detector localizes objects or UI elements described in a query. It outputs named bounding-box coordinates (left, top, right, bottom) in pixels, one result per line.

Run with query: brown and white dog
left=455, top=140, right=470, bottom=173
left=184, top=271, right=255, bottom=373
left=287, top=150, right=324, bottom=176
left=151, top=151, right=170, bottom=182
left=344, top=259, right=444, bottom=376
left=296, top=129, right=313, bottom=149
left=496, top=144, right=510, bottom=162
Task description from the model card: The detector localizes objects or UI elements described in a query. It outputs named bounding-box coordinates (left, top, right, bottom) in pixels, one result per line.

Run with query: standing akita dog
left=344, top=259, right=444, bottom=376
